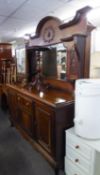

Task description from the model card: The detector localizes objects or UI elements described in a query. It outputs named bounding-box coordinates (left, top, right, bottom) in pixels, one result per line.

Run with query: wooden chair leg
left=10, top=120, right=14, bottom=127
left=55, top=168, right=59, bottom=175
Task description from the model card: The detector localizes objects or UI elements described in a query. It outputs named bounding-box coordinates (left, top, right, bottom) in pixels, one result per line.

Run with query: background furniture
left=0, top=43, right=17, bottom=111
left=0, top=43, right=16, bottom=84
left=0, top=43, right=12, bottom=59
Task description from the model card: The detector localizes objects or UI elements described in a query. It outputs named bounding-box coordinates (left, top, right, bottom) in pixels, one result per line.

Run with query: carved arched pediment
left=28, top=6, right=94, bottom=47
left=30, top=16, right=62, bottom=46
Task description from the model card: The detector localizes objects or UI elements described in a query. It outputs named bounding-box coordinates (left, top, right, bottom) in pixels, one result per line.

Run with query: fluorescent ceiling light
left=24, top=34, right=30, bottom=40
left=10, top=40, right=16, bottom=44
left=16, top=26, right=36, bottom=38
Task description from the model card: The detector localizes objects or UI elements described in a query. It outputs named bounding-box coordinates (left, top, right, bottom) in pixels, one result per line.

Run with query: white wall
left=90, top=28, right=100, bottom=78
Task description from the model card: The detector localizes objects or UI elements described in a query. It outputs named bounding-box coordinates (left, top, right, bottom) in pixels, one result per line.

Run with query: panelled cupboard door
left=35, top=102, right=54, bottom=154
left=17, top=108, right=33, bottom=136
left=16, top=94, right=35, bottom=137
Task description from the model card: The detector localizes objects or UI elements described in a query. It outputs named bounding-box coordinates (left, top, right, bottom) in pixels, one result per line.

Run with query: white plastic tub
left=74, top=79, right=100, bottom=139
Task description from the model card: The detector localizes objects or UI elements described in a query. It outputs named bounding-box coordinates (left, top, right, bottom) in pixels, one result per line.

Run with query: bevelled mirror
left=41, top=43, right=67, bottom=80
left=16, top=47, right=26, bottom=75
left=27, top=43, right=67, bottom=82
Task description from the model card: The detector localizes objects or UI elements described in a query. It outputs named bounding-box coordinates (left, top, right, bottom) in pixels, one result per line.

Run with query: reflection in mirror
left=34, top=43, right=67, bottom=81
left=16, top=47, right=26, bottom=74
left=56, top=44, right=67, bottom=80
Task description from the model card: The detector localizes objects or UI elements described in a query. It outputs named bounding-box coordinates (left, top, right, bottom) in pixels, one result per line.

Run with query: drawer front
left=66, top=132, right=92, bottom=160
left=65, top=157, right=88, bottom=175
left=66, top=146, right=90, bottom=174
left=17, top=94, right=33, bottom=112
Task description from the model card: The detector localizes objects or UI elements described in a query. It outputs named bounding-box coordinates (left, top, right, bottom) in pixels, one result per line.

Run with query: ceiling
left=0, top=0, right=100, bottom=42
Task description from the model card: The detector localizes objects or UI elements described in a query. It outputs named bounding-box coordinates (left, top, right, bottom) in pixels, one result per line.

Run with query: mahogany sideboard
left=6, top=83, right=74, bottom=174
left=5, top=7, right=94, bottom=175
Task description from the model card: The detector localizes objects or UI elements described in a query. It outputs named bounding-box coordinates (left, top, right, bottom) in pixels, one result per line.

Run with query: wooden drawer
left=17, top=94, right=33, bottom=112
left=66, top=131, right=92, bottom=160
left=66, top=146, right=90, bottom=174
left=65, top=157, right=88, bottom=175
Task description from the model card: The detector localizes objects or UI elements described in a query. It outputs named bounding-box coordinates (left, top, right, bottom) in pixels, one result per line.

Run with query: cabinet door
left=17, top=108, right=33, bottom=136
left=17, top=94, right=34, bottom=137
left=35, top=102, right=54, bottom=154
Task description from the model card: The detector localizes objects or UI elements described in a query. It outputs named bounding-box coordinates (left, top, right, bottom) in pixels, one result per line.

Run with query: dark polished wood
left=27, top=6, right=94, bottom=80
left=59, top=6, right=92, bottom=29
left=0, top=43, right=14, bottom=85
left=35, top=102, right=54, bottom=154
left=0, top=43, right=12, bottom=60
left=7, top=88, right=17, bottom=122
left=0, top=84, right=9, bottom=110
left=0, top=43, right=12, bottom=73
left=6, top=83, right=74, bottom=174
left=17, top=93, right=35, bottom=136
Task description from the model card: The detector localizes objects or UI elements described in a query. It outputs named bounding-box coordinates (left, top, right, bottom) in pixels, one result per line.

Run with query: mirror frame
left=26, top=6, right=95, bottom=88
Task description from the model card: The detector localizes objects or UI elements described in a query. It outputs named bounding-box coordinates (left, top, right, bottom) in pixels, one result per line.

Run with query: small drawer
left=17, top=95, right=24, bottom=105
left=17, top=94, right=33, bottom=112
left=66, top=132, right=92, bottom=160
left=24, top=100, right=33, bottom=112
left=65, top=157, right=88, bottom=175
left=66, top=146, right=90, bottom=174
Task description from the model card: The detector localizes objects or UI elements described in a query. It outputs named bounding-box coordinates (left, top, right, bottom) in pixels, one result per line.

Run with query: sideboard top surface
left=6, top=84, right=74, bottom=107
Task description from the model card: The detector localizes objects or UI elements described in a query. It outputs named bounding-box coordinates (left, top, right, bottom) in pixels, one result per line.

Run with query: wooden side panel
left=7, top=89, right=17, bottom=122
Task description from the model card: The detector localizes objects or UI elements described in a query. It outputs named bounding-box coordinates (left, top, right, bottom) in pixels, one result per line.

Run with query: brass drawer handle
left=17, top=97, right=20, bottom=100
left=75, top=159, right=79, bottom=163
left=75, top=145, right=80, bottom=149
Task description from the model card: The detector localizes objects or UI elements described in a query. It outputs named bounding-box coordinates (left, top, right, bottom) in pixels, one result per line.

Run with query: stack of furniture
left=0, top=59, right=16, bottom=84
left=0, top=43, right=16, bottom=84
left=0, top=43, right=17, bottom=110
